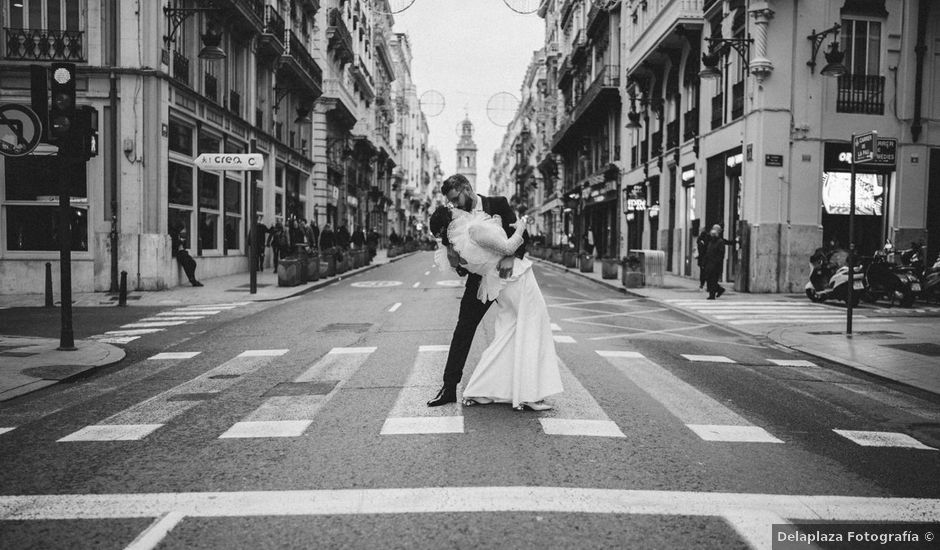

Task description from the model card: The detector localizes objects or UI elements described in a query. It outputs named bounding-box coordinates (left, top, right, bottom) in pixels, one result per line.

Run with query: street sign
left=765, top=154, right=784, bottom=167
left=852, top=131, right=876, bottom=164
left=872, top=137, right=897, bottom=167
left=0, top=104, right=43, bottom=157
left=194, top=153, right=264, bottom=171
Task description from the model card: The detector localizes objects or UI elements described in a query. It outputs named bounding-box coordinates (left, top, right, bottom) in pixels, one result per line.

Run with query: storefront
left=681, top=165, right=697, bottom=277
left=623, top=181, right=647, bottom=251
left=581, top=181, right=619, bottom=258
left=822, top=142, right=895, bottom=256
left=704, top=147, right=743, bottom=281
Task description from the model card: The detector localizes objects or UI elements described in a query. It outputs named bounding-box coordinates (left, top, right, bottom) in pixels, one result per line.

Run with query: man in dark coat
left=366, top=227, right=380, bottom=261
left=426, top=174, right=529, bottom=407
left=253, top=219, right=268, bottom=271
left=704, top=224, right=728, bottom=300
left=389, top=230, right=401, bottom=246
left=351, top=225, right=366, bottom=249
left=696, top=228, right=711, bottom=290
left=170, top=225, right=202, bottom=287
left=319, top=223, right=336, bottom=250
left=336, top=225, right=351, bottom=250
left=266, top=221, right=288, bottom=272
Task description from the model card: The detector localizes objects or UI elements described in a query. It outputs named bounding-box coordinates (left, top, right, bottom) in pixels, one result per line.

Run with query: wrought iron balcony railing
left=327, top=7, right=354, bottom=65
left=204, top=72, right=218, bottom=103
left=640, top=140, right=649, bottom=163
left=4, top=27, right=84, bottom=61
left=229, top=89, right=241, bottom=117
left=683, top=107, right=699, bottom=141
left=836, top=74, right=885, bottom=115
left=263, top=5, right=285, bottom=42
left=710, top=93, right=723, bottom=130
left=731, top=80, right=744, bottom=120
left=173, top=50, right=190, bottom=86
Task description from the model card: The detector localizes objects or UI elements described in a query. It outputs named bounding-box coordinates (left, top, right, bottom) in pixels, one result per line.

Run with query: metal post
left=44, top=262, right=54, bottom=308
left=118, top=270, right=127, bottom=307
left=846, top=133, right=856, bottom=336
left=58, top=158, right=75, bottom=350
left=248, top=138, right=258, bottom=294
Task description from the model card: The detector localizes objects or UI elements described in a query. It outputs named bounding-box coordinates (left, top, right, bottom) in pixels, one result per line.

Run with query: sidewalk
left=0, top=248, right=412, bottom=308
left=534, top=257, right=940, bottom=396
left=0, top=249, right=415, bottom=402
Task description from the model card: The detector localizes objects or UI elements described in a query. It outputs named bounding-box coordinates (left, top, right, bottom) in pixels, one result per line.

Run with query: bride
left=430, top=206, right=563, bottom=411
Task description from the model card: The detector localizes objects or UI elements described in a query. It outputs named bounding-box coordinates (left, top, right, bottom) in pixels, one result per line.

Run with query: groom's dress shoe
left=427, top=385, right=457, bottom=407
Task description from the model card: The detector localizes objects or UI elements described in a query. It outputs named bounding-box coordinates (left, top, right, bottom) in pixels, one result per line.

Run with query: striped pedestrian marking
left=833, top=430, right=936, bottom=450
left=92, top=336, right=141, bottom=345
left=665, top=299, right=898, bottom=326
left=120, top=321, right=189, bottom=329
left=139, top=317, right=206, bottom=322
left=381, top=346, right=463, bottom=435
left=412, top=282, right=421, bottom=288
left=156, top=311, right=219, bottom=316
left=0, top=427, right=15, bottom=436
left=550, top=323, right=561, bottom=332
left=388, top=302, right=402, bottom=312
left=682, top=354, right=736, bottom=363
left=538, top=359, right=625, bottom=438
left=58, top=350, right=286, bottom=442
left=597, top=350, right=782, bottom=443
left=767, top=359, right=818, bottom=367
left=553, top=335, right=576, bottom=344
left=148, top=352, right=201, bottom=360
left=219, top=347, right=376, bottom=439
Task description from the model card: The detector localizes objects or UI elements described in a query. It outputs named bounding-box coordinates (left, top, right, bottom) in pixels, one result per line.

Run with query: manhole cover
left=319, top=323, right=372, bottom=333
left=882, top=343, right=940, bottom=357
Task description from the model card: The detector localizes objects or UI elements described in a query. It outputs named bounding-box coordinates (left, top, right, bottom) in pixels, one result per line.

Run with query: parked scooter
left=805, top=248, right=863, bottom=306
left=859, top=242, right=918, bottom=307
left=921, top=252, right=940, bottom=304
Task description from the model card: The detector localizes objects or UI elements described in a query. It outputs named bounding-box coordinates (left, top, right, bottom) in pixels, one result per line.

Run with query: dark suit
left=703, top=236, right=727, bottom=297
left=443, top=195, right=528, bottom=388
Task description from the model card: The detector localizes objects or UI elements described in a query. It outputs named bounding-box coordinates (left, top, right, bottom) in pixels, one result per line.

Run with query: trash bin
left=306, top=252, right=320, bottom=282
left=601, top=258, right=619, bottom=279
left=277, top=257, right=302, bottom=287
left=622, top=255, right=644, bottom=288
left=563, top=249, right=578, bottom=268
left=294, top=246, right=309, bottom=283
left=322, top=252, right=336, bottom=277
left=579, top=253, right=594, bottom=273
left=629, top=249, right=665, bottom=287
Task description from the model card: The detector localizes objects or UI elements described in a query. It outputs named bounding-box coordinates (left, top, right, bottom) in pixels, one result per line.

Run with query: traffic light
left=29, top=64, right=49, bottom=143
left=59, top=105, right=98, bottom=160
left=49, top=62, right=76, bottom=142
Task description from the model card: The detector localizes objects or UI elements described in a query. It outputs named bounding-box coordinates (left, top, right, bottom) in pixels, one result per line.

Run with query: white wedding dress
left=438, top=209, right=564, bottom=408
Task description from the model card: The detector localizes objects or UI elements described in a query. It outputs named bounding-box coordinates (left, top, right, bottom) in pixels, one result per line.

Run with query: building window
left=196, top=132, right=221, bottom=252
left=168, top=119, right=193, bottom=155
left=168, top=161, right=194, bottom=249
left=841, top=18, right=881, bottom=76
left=224, top=177, right=242, bottom=251
left=3, top=156, right=88, bottom=252
left=6, top=0, right=82, bottom=30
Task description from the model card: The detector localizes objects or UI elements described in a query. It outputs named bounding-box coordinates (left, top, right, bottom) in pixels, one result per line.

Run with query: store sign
left=194, top=153, right=264, bottom=171
left=853, top=132, right=876, bottom=164
left=821, top=171, right=884, bottom=215
left=826, top=141, right=897, bottom=170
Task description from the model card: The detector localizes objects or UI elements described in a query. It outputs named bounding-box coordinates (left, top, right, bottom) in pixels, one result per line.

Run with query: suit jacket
left=459, top=195, right=529, bottom=281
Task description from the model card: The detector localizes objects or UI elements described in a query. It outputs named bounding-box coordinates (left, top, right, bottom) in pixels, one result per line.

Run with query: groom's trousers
left=443, top=275, right=494, bottom=388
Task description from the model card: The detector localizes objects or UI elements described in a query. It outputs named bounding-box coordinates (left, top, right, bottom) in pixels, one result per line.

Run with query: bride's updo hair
left=429, top=206, right=454, bottom=246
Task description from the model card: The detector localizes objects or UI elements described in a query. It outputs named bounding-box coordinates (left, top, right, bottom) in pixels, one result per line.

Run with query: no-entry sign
left=194, top=153, right=264, bottom=171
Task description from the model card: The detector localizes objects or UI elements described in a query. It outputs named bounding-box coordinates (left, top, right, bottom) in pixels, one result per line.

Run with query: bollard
left=118, top=271, right=128, bottom=307
left=45, top=262, right=54, bottom=308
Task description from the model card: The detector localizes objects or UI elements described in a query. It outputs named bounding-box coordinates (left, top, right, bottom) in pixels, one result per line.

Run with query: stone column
left=749, top=6, right=775, bottom=83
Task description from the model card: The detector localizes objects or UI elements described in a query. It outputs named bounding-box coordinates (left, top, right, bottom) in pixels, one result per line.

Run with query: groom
left=427, top=174, right=528, bottom=407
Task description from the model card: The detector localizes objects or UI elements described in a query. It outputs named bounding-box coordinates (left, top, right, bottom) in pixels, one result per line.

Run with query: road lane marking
left=681, top=355, right=736, bottom=363
left=550, top=323, right=561, bottom=331
left=767, top=359, right=818, bottom=367
left=93, top=336, right=141, bottom=345
left=125, top=511, right=184, bottom=550
left=723, top=510, right=791, bottom=550
left=120, top=321, right=189, bottom=329
left=381, top=346, right=462, bottom=435
left=424, top=271, right=430, bottom=276
left=538, top=359, right=624, bottom=438
left=102, top=329, right=164, bottom=336
left=156, top=311, right=219, bottom=317
left=175, top=305, right=239, bottom=310
left=598, top=351, right=782, bottom=443
left=238, top=349, right=289, bottom=357
left=148, top=352, right=201, bottom=360
left=729, top=318, right=891, bottom=325
left=219, top=347, right=376, bottom=439
left=412, top=282, right=420, bottom=288
left=388, top=302, right=402, bottom=312
left=0, top=427, right=16, bottom=436
left=138, top=317, right=205, bottom=322
left=833, top=430, right=936, bottom=450
left=59, top=352, right=282, bottom=442
left=2, top=487, right=938, bottom=522
left=552, top=335, right=576, bottom=344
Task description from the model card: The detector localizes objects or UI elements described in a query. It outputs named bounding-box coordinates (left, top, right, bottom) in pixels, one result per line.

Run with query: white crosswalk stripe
left=58, top=350, right=283, bottom=442
left=219, top=347, right=376, bottom=439
left=833, top=429, right=936, bottom=450
left=381, top=346, right=463, bottom=435
left=597, top=350, right=783, bottom=443
left=538, top=359, right=625, bottom=438
left=666, top=299, right=893, bottom=326
left=87, top=303, right=249, bottom=345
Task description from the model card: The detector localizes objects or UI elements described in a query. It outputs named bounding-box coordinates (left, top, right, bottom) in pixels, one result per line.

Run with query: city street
left=2, top=252, right=939, bottom=549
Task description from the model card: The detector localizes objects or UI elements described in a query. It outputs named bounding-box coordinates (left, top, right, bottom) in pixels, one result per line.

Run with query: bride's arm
left=469, top=219, right=526, bottom=256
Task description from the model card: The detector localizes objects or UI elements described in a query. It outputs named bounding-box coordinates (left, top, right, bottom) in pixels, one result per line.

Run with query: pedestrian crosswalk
left=89, top=302, right=250, bottom=344
left=2, top=341, right=934, bottom=452
left=666, top=299, right=893, bottom=326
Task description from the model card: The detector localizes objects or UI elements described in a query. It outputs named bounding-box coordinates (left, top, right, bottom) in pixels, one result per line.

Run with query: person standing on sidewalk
left=366, top=227, right=380, bottom=262
left=170, top=225, right=203, bottom=287
left=696, top=228, right=711, bottom=290
left=267, top=221, right=288, bottom=273
left=253, top=218, right=268, bottom=271
left=704, top=224, right=728, bottom=300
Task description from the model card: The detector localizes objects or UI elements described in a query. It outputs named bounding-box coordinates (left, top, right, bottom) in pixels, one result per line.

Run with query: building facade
left=0, top=0, right=430, bottom=294
left=515, top=0, right=939, bottom=292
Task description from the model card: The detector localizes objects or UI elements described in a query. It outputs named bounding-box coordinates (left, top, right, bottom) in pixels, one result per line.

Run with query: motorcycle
left=805, top=248, right=863, bottom=306
left=860, top=242, right=917, bottom=307
left=921, top=252, right=940, bottom=304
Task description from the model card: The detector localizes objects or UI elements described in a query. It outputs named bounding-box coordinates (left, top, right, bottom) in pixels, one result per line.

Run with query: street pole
left=58, top=157, right=75, bottom=350
left=248, top=138, right=258, bottom=295
left=846, top=134, right=856, bottom=336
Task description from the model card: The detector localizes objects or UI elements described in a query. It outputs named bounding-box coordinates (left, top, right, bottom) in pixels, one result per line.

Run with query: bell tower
left=456, top=115, right=477, bottom=188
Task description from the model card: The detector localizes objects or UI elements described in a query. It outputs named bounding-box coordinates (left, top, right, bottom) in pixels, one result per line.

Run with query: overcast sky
left=393, top=0, right=544, bottom=193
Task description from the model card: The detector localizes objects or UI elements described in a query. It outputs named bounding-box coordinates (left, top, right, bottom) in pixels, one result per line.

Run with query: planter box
left=277, top=258, right=303, bottom=287
left=563, top=250, right=578, bottom=268
left=579, top=254, right=594, bottom=273
left=336, top=254, right=348, bottom=274
left=322, top=255, right=336, bottom=277
left=306, top=254, right=320, bottom=282
left=550, top=249, right=563, bottom=263
left=601, top=259, right=619, bottom=279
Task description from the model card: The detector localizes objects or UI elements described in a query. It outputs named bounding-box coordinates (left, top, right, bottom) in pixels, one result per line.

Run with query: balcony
left=683, top=107, right=698, bottom=141
left=349, top=55, right=374, bottom=101
left=569, top=65, right=620, bottom=123
left=327, top=8, right=354, bottom=66
left=216, top=0, right=264, bottom=35
left=731, top=80, right=744, bottom=120
left=631, top=144, right=638, bottom=168
left=559, top=0, right=576, bottom=28
left=651, top=130, right=663, bottom=157
left=836, top=74, right=885, bottom=115
left=628, top=0, right=704, bottom=70
left=229, top=90, right=241, bottom=117
left=204, top=72, right=218, bottom=103
left=297, top=0, right=320, bottom=14
left=710, top=93, right=723, bottom=130
left=258, top=5, right=285, bottom=57
left=281, top=30, right=324, bottom=98
left=557, top=54, right=574, bottom=89
left=172, top=50, right=190, bottom=87
left=3, top=27, right=84, bottom=61
left=666, top=120, right=679, bottom=149
left=571, top=29, right=589, bottom=63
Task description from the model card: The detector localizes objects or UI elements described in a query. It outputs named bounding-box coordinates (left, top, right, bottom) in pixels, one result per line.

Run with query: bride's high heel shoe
left=463, top=397, right=494, bottom=406
left=513, top=401, right=552, bottom=412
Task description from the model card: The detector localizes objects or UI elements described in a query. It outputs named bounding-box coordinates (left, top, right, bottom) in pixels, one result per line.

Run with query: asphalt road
left=1, top=252, right=939, bottom=549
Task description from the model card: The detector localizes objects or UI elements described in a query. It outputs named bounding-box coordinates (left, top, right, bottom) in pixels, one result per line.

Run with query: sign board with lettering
left=195, top=153, right=264, bottom=171
left=765, top=154, right=783, bottom=167
left=873, top=138, right=896, bottom=167
left=852, top=132, right=876, bottom=164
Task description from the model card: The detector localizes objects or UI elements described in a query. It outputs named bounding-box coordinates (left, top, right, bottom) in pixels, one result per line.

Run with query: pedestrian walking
left=253, top=218, right=268, bottom=271
left=389, top=229, right=401, bottom=246
left=366, top=227, right=380, bottom=261
left=352, top=225, right=366, bottom=250
left=696, top=228, right=711, bottom=290
left=267, top=221, right=289, bottom=272
left=307, top=221, right=319, bottom=251
left=170, top=225, right=202, bottom=287
left=319, top=223, right=335, bottom=250
left=336, top=224, right=351, bottom=251
left=704, top=224, right=728, bottom=300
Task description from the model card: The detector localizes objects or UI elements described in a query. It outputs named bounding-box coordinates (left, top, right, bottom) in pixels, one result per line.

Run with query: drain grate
left=319, top=323, right=372, bottom=333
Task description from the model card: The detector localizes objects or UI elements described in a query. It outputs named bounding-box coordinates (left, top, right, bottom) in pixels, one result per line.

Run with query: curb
left=0, top=338, right=126, bottom=402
